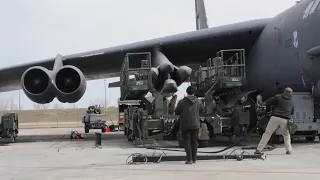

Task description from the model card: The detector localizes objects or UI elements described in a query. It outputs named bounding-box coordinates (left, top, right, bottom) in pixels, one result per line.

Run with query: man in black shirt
left=175, top=86, right=204, bottom=164
left=255, top=87, right=295, bottom=155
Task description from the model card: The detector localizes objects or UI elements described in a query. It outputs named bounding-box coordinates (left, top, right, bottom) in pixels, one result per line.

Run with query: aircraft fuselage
left=246, top=0, right=320, bottom=100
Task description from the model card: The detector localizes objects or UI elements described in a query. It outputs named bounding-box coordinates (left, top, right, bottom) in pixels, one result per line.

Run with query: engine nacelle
left=21, top=66, right=55, bottom=104
left=53, top=65, right=87, bottom=103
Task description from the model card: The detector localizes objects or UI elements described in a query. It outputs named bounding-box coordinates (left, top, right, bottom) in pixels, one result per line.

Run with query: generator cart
left=0, top=112, right=19, bottom=143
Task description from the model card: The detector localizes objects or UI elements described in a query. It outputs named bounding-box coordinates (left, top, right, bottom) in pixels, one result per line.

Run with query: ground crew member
left=255, top=87, right=294, bottom=155
left=175, top=86, right=204, bottom=164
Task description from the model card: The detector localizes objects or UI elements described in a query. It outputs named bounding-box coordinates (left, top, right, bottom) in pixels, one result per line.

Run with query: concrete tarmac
left=0, top=128, right=320, bottom=180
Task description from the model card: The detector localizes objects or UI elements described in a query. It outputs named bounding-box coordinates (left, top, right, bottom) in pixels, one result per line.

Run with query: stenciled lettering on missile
left=303, top=0, right=320, bottom=19
left=293, top=31, right=298, bottom=48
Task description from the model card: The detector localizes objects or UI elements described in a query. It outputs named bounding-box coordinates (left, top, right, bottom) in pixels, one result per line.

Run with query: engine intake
left=54, top=65, right=87, bottom=103
left=21, top=66, right=55, bottom=104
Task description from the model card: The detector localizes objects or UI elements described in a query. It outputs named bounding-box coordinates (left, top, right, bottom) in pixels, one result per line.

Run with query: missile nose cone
left=162, top=79, right=178, bottom=94
left=150, top=67, right=159, bottom=83
left=159, top=63, right=174, bottom=74
left=179, top=66, right=192, bottom=76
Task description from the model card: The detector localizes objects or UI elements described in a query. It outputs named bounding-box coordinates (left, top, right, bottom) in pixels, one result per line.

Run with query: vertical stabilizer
left=195, top=0, right=209, bottom=30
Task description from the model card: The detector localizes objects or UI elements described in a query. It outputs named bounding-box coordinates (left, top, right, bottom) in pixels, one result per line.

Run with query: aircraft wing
left=0, top=18, right=270, bottom=92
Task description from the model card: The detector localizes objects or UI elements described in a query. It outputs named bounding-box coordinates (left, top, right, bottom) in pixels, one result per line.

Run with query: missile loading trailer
left=119, top=50, right=265, bottom=147
left=119, top=50, right=320, bottom=147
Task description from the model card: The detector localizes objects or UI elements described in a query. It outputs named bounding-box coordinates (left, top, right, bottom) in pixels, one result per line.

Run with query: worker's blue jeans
left=182, top=129, right=199, bottom=162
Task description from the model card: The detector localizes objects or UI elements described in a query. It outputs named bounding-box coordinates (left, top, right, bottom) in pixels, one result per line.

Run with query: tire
left=101, top=127, right=106, bottom=133
left=119, top=124, right=125, bottom=131
left=85, top=127, right=89, bottom=133
left=306, top=136, right=316, bottom=141
left=272, top=135, right=283, bottom=144
left=178, top=140, right=184, bottom=148
left=198, top=140, right=209, bottom=148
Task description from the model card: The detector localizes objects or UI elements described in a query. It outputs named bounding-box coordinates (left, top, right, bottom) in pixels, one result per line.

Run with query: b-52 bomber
left=0, top=0, right=319, bottom=120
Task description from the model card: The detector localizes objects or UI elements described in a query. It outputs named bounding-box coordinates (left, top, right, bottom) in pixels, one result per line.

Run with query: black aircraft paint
left=0, top=0, right=319, bottom=103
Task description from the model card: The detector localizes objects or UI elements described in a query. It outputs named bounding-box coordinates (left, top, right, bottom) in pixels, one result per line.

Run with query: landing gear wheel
left=272, top=135, right=283, bottom=144
left=306, top=136, right=316, bottom=141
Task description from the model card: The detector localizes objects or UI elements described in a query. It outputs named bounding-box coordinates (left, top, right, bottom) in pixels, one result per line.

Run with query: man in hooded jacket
left=255, top=87, right=295, bottom=155
left=175, top=86, right=204, bottom=164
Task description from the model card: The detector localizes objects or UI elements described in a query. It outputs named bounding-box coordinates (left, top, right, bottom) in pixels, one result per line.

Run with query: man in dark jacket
left=175, top=86, right=204, bottom=164
left=255, top=87, right=295, bottom=155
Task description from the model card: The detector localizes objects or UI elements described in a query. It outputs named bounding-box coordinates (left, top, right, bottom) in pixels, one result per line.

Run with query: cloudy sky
left=0, top=0, right=296, bottom=110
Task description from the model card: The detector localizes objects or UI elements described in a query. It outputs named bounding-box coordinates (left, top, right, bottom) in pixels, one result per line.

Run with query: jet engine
left=21, top=66, right=55, bottom=104
left=53, top=65, right=87, bottom=103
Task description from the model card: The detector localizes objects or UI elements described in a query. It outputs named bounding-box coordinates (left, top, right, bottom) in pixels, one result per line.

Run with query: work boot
left=286, top=151, right=292, bottom=155
left=185, top=161, right=192, bottom=164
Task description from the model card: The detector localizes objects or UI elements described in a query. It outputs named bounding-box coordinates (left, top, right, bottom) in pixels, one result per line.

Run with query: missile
left=162, top=79, right=178, bottom=94
left=150, top=67, right=159, bottom=83
left=150, top=47, right=193, bottom=94
left=171, top=66, right=193, bottom=86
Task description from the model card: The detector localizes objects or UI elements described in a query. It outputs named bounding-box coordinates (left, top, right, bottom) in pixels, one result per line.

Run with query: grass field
left=0, top=107, right=118, bottom=128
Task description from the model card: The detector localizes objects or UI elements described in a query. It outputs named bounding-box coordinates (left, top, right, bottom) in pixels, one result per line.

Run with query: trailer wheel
left=272, top=135, right=283, bottom=144
left=198, top=140, right=208, bottom=148
left=306, top=136, right=316, bottom=141
left=178, top=140, right=184, bottom=148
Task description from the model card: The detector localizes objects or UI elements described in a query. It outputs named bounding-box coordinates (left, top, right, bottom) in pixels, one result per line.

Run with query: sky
left=0, top=0, right=296, bottom=110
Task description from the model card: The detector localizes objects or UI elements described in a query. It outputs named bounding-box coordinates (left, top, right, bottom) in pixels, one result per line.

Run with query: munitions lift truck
left=0, top=112, right=19, bottom=143
left=119, top=50, right=254, bottom=147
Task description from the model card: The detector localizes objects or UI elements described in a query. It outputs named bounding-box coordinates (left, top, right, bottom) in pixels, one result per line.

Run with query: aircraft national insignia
left=293, top=31, right=299, bottom=48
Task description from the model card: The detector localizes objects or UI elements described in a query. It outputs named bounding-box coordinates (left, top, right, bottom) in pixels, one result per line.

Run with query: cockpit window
left=303, top=0, right=320, bottom=19
left=316, top=0, right=320, bottom=10
left=311, top=0, right=320, bottom=12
